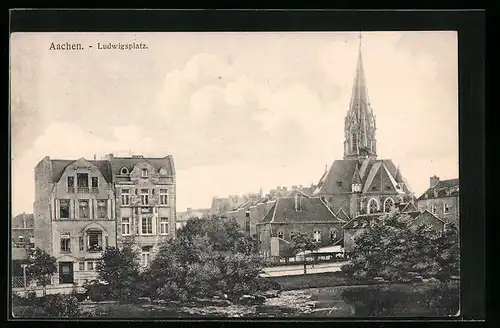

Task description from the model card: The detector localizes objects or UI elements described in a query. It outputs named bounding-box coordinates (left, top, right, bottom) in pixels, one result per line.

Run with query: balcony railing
left=87, top=245, right=103, bottom=253
left=68, top=187, right=100, bottom=193
left=77, top=187, right=90, bottom=193
left=68, top=187, right=75, bottom=193
left=91, top=187, right=99, bottom=193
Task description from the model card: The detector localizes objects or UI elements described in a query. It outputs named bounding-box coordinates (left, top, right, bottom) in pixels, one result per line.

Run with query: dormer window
left=434, top=190, right=439, bottom=198
left=337, top=181, right=343, bottom=188
left=159, top=167, right=167, bottom=175
left=141, top=168, right=148, bottom=178
left=120, top=167, right=129, bottom=175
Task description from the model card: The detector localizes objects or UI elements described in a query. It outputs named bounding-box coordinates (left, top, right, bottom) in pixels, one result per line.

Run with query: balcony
left=91, top=187, right=99, bottom=193
left=87, top=245, right=103, bottom=253
left=77, top=187, right=90, bottom=193
left=68, top=187, right=75, bottom=193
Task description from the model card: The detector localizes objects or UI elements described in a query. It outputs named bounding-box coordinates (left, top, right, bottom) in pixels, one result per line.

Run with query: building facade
left=256, top=195, right=347, bottom=257
left=416, top=176, right=459, bottom=225
left=34, top=157, right=116, bottom=285
left=33, top=154, right=176, bottom=286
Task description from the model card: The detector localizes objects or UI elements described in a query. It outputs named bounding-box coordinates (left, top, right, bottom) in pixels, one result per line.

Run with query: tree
left=289, top=231, right=319, bottom=274
left=146, top=216, right=265, bottom=301
left=93, top=241, right=142, bottom=301
left=341, top=211, right=458, bottom=283
left=25, top=247, right=57, bottom=296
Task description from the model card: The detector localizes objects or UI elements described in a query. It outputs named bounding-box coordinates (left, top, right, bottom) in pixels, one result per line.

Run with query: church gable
left=362, top=162, right=399, bottom=193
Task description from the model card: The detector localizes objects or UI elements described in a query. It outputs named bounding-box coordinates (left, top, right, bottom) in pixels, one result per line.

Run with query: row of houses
left=215, top=176, right=459, bottom=258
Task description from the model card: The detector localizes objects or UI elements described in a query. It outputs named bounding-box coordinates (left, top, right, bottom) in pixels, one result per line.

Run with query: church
left=313, top=35, right=415, bottom=218
left=256, top=36, right=420, bottom=258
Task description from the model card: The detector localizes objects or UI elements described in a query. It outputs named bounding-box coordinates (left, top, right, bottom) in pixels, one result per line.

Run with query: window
left=77, top=173, right=89, bottom=190
left=290, top=231, right=296, bottom=240
left=120, top=167, right=129, bottom=175
left=444, top=203, right=450, bottom=214
left=87, top=231, right=103, bottom=252
left=87, top=261, right=94, bottom=271
left=160, top=189, right=168, bottom=205
left=67, top=176, right=75, bottom=192
left=18, top=236, right=24, bottom=243
left=59, top=199, right=70, bottom=219
left=277, top=231, right=284, bottom=239
left=92, top=177, right=98, bottom=187
left=330, top=230, right=337, bottom=240
left=142, top=217, right=153, bottom=234
left=105, top=236, right=109, bottom=248
left=159, top=167, right=167, bottom=175
left=79, top=199, right=89, bottom=219
left=313, top=230, right=321, bottom=242
left=79, top=262, right=85, bottom=271
left=141, top=189, right=149, bottom=205
left=383, top=198, right=394, bottom=213
left=160, top=217, right=169, bottom=235
left=122, top=218, right=131, bottom=235
left=142, top=248, right=151, bottom=267
left=431, top=205, right=437, bottom=214
left=368, top=199, right=378, bottom=214
left=60, top=233, right=71, bottom=252
left=121, top=189, right=130, bottom=206
left=97, top=200, right=107, bottom=219
left=141, top=168, right=148, bottom=178
left=79, top=236, right=84, bottom=251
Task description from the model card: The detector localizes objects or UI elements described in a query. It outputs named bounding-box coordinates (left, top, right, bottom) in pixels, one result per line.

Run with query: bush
left=12, top=293, right=83, bottom=318
left=83, top=280, right=109, bottom=302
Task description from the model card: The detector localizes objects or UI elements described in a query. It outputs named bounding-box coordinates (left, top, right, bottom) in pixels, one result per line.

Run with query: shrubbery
left=341, top=211, right=459, bottom=284
left=12, top=293, right=82, bottom=318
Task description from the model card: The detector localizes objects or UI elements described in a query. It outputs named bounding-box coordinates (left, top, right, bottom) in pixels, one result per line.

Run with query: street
left=260, top=261, right=347, bottom=277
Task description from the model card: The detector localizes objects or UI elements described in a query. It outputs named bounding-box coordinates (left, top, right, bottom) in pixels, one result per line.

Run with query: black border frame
left=7, top=9, right=486, bottom=325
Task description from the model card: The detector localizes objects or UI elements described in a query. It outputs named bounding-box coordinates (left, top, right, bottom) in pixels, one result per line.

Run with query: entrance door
left=59, top=262, right=74, bottom=284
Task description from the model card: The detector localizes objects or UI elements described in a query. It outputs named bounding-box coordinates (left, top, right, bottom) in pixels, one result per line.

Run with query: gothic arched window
left=368, top=198, right=379, bottom=214
left=383, top=198, right=394, bottom=212
left=352, top=133, right=358, bottom=152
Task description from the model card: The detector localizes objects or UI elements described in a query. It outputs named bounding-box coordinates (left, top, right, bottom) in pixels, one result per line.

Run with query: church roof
left=313, top=158, right=409, bottom=196
left=258, top=197, right=343, bottom=225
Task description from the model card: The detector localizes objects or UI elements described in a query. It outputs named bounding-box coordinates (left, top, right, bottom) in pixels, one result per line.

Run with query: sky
left=10, top=31, right=458, bottom=215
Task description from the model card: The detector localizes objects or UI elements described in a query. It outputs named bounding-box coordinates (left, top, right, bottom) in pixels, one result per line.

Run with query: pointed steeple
left=344, top=32, right=377, bottom=160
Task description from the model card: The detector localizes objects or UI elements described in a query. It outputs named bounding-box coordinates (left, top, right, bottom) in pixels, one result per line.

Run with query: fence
left=12, top=276, right=25, bottom=288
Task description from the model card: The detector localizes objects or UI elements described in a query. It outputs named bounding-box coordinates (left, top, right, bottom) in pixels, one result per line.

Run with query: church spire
left=344, top=32, right=377, bottom=160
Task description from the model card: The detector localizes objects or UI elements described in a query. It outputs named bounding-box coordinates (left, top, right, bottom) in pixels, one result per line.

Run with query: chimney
left=104, top=153, right=114, bottom=161
left=430, top=176, right=440, bottom=188
left=299, top=185, right=303, bottom=190
left=292, top=185, right=297, bottom=190
left=294, top=194, right=302, bottom=211
left=93, top=154, right=96, bottom=160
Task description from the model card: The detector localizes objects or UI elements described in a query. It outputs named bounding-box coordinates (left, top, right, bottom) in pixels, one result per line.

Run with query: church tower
left=344, top=33, right=377, bottom=160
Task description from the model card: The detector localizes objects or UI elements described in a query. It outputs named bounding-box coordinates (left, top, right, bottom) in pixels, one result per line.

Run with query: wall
left=258, top=222, right=344, bottom=257
left=417, top=196, right=459, bottom=225
left=34, top=157, right=53, bottom=253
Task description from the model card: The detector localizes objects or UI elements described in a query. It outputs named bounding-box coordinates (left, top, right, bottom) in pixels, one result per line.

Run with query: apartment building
left=33, top=154, right=176, bottom=286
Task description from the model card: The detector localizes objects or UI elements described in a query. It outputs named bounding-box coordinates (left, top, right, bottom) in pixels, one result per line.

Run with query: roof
left=417, top=178, right=459, bottom=200
left=343, top=210, right=444, bottom=229
left=12, top=213, right=34, bottom=229
left=50, top=159, right=113, bottom=183
left=258, top=197, right=343, bottom=224
left=109, top=156, right=174, bottom=177
left=343, top=211, right=420, bottom=229
left=313, top=160, right=359, bottom=194
left=313, top=158, right=409, bottom=196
